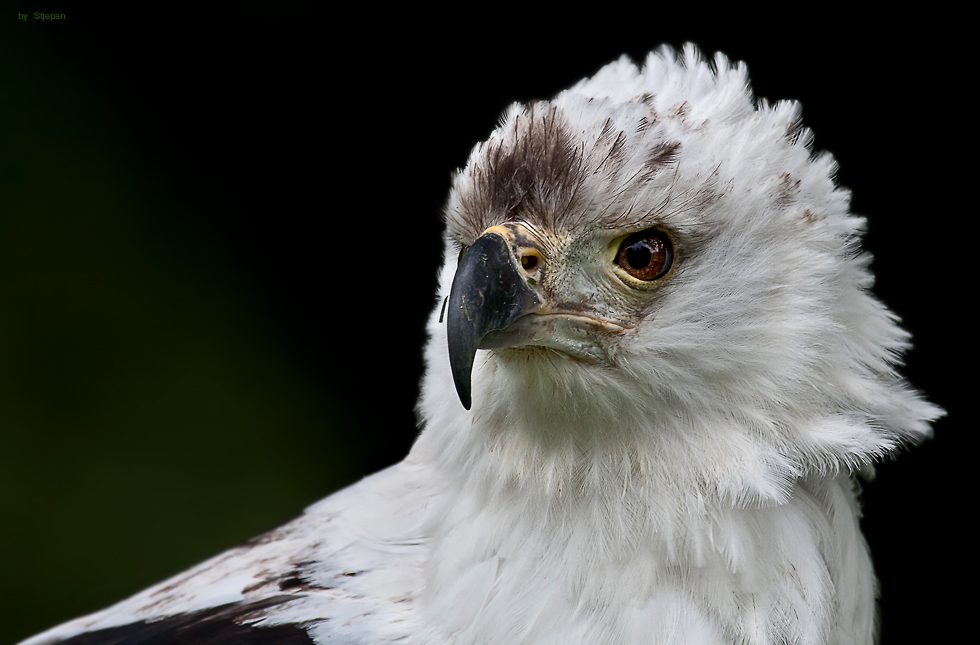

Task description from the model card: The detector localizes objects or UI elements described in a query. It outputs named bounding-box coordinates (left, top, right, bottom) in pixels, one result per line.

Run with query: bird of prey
left=21, top=44, right=942, bottom=645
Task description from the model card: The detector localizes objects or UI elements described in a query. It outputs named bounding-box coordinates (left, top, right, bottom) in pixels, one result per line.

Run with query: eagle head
left=417, top=44, right=941, bottom=507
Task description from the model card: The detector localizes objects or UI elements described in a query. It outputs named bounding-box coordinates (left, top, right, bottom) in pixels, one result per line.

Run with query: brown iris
left=615, top=229, right=672, bottom=281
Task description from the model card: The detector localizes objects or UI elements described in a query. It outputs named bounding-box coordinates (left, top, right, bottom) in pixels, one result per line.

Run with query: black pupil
left=626, top=242, right=652, bottom=269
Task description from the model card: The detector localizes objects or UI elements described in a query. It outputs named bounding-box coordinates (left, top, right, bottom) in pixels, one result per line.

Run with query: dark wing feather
left=47, top=597, right=314, bottom=645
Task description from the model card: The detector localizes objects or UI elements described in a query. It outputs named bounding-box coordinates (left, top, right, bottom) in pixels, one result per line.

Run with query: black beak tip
left=450, top=355, right=474, bottom=410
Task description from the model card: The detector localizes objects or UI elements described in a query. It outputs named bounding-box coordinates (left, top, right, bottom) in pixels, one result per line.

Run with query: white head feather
left=408, top=44, right=941, bottom=643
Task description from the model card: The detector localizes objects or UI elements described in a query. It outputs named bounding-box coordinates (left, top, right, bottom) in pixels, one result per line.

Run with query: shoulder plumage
left=19, top=463, right=434, bottom=645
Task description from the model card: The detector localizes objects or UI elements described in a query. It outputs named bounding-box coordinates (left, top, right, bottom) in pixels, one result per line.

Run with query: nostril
left=521, top=255, right=538, bottom=271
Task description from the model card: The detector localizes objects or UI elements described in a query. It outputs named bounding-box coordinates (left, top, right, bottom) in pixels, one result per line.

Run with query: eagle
left=20, top=44, right=942, bottom=645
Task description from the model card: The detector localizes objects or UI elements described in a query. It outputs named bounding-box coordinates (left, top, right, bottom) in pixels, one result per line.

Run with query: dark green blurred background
left=2, top=8, right=963, bottom=645
left=1, top=7, right=439, bottom=642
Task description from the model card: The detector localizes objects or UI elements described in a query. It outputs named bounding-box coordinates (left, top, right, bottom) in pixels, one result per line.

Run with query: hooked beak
left=446, top=228, right=542, bottom=409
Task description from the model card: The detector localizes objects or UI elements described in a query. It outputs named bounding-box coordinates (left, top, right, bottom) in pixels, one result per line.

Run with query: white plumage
left=21, top=44, right=942, bottom=645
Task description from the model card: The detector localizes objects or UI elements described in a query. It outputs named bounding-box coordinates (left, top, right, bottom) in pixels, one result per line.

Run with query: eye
left=615, top=229, right=672, bottom=281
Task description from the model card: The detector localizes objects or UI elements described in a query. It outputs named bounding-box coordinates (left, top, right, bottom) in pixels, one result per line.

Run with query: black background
left=1, top=7, right=963, bottom=644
